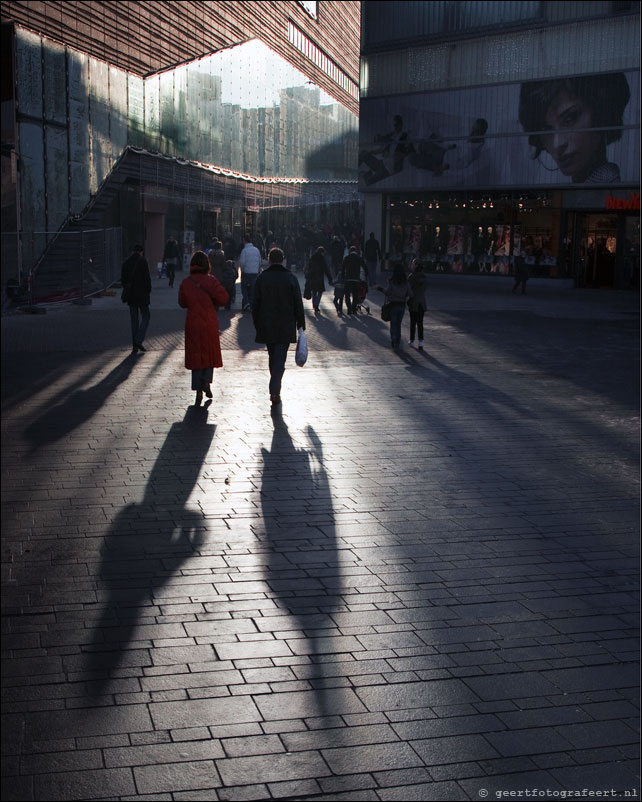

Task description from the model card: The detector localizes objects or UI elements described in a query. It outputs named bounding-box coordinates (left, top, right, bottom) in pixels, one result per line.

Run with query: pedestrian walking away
left=333, top=267, right=345, bottom=316
left=364, top=232, right=382, bottom=286
left=252, top=247, right=305, bottom=407
left=239, top=233, right=261, bottom=311
left=178, top=251, right=229, bottom=405
left=222, top=259, right=238, bottom=309
left=376, top=263, right=411, bottom=350
left=208, top=240, right=227, bottom=294
left=330, top=234, right=346, bottom=277
left=341, top=246, right=369, bottom=316
left=163, top=235, right=180, bottom=288
left=305, top=245, right=334, bottom=315
left=121, top=244, right=152, bottom=353
left=407, top=259, right=427, bottom=350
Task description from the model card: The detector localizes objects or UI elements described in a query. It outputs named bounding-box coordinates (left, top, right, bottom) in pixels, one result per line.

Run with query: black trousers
left=409, top=304, right=425, bottom=341
left=166, top=259, right=177, bottom=287
left=344, top=280, right=360, bottom=313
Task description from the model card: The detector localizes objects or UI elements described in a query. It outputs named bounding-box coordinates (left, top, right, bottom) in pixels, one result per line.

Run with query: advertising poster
left=359, top=70, right=640, bottom=192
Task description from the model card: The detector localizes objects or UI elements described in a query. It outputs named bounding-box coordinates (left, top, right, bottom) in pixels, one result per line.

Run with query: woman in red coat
left=178, top=251, right=229, bottom=404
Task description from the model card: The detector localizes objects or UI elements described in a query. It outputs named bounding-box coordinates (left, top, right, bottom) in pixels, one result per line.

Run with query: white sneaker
left=408, top=340, right=415, bottom=346
left=418, top=340, right=424, bottom=350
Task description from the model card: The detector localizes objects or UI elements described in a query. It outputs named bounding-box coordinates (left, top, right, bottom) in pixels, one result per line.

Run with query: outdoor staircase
left=28, top=148, right=140, bottom=303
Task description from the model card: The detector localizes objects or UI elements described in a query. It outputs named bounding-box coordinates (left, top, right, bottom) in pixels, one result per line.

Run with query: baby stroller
left=355, top=279, right=370, bottom=315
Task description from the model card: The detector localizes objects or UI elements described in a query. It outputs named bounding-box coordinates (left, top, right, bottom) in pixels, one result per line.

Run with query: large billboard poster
left=358, top=70, right=640, bottom=192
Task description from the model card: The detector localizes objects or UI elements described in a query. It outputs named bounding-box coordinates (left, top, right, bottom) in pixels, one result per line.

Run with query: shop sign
left=605, top=192, right=640, bottom=210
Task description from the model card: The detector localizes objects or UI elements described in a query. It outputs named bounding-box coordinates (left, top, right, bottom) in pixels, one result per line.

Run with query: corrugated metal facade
left=1, top=1, right=362, bottom=297
left=359, top=1, right=640, bottom=289
left=1, top=0, right=360, bottom=114
left=13, top=30, right=358, bottom=234
left=361, top=14, right=639, bottom=97
left=362, top=0, right=634, bottom=51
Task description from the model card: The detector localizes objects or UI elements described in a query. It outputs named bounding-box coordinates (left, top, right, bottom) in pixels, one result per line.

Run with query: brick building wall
left=0, top=0, right=360, bottom=113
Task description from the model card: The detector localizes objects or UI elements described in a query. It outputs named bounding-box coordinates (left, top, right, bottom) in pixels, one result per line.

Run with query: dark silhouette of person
left=85, top=404, right=215, bottom=697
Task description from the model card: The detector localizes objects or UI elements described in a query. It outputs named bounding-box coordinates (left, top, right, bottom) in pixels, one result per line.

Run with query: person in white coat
left=239, top=234, right=262, bottom=311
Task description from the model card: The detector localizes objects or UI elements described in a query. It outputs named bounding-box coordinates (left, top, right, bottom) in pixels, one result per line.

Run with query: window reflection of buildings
left=11, top=28, right=359, bottom=283
left=18, top=31, right=358, bottom=231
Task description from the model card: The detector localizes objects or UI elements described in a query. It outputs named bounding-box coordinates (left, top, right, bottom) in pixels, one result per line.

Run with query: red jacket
left=178, top=270, right=229, bottom=370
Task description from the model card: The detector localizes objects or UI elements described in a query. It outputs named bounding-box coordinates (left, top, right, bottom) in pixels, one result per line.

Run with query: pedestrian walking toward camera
left=408, top=260, right=427, bottom=350
left=178, top=251, right=229, bottom=405
left=364, top=232, right=382, bottom=286
left=121, top=244, right=152, bottom=353
left=376, top=263, right=411, bottom=350
left=252, top=248, right=305, bottom=407
left=163, top=235, right=180, bottom=288
left=305, top=245, right=333, bottom=315
left=239, top=233, right=262, bottom=311
left=512, top=250, right=530, bottom=295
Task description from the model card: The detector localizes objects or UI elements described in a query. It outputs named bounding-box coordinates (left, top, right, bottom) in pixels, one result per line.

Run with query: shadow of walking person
left=84, top=403, right=216, bottom=700
left=23, top=354, right=138, bottom=454
left=258, top=418, right=368, bottom=729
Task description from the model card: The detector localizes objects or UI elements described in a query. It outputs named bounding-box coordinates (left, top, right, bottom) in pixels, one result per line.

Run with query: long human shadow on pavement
left=23, top=353, right=138, bottom=454
left=84, top=403, right=215, bottom=699
left=259, top=417, right=357, bottom=724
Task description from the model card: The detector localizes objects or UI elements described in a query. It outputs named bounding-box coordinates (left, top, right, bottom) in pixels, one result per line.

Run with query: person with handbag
left=375, top=262, right=411, bottom=350
left=178, top=251, right=229, bottom=405
left=121, top=244, right=152, bottom=354
left=251, top=247, right=305, bottom=407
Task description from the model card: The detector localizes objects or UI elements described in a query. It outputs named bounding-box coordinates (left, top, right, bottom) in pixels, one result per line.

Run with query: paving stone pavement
left=1, top=274, right=640, bottom=801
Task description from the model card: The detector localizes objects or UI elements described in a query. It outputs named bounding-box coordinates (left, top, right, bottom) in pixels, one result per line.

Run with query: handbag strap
left=189, top=275, right=219, bottom=308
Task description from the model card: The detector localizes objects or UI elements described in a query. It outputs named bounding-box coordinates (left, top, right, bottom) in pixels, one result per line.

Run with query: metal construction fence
left=2, top=228, right=122, bottom=305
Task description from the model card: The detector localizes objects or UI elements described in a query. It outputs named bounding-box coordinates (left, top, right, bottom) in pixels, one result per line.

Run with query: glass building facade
left=2, top=24, right=359, bottom=298
left=360, top=1, right=640, bottom=289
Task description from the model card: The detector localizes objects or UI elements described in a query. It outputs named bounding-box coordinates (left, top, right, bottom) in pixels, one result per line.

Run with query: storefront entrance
left=575, top=214, right=617, bottom=288
left=571, top=212, right=639, bottom=289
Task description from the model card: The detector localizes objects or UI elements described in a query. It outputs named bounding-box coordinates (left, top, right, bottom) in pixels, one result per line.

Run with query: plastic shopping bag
left=295, top=328, right=308, bottom=367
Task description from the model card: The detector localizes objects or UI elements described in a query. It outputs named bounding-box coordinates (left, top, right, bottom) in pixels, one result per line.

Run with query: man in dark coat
left=364, top=232, right=382, bottom=286
left=208, top=240, right=226, bottom=290
left=252, top=247, right=305, bottom=406
left=121, top=244, right=151, bottom=353
left=329, top=235, right=346, bottom=276
left=163, top=235, right=180, bottom=288
left=341, top=246, right=368, bottom=315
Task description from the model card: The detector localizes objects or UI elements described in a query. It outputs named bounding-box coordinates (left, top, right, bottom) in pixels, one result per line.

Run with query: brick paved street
left=2, top=274, right=640, bottom=801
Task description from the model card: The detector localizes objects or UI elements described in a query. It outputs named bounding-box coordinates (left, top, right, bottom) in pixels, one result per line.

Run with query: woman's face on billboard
left=540, top=88, right=603, bottom=182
